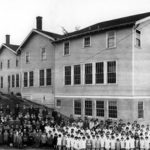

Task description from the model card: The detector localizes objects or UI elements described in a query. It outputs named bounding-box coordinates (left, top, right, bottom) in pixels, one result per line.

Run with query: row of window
left=63, top=30, right=141, bottom=56
left=25, top=48, right=46, bottom=64
left=64, top=61, right=116, bottom=85
left=57, top=99, right=144, bottom=119
left=23, top=68, right=51, bottom=87
left=0, top=59, right=19, bottom=70
left=0, top=68, right=51, bottom=89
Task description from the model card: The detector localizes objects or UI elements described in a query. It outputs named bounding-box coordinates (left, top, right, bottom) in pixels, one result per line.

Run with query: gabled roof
left=55, top=12, right=150, bottom=42
left=17, top=29, right=62, bottom=52
left=0, top=44, right=19, bottom=54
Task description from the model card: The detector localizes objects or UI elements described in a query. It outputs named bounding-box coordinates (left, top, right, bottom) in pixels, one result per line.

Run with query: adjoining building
left=1, top=12, right=150, bottom=122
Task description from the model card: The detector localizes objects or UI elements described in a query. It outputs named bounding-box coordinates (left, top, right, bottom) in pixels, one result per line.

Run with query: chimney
left=36, top=16, right=42, bottom=30
left=6, top=35, right=10, bottom=45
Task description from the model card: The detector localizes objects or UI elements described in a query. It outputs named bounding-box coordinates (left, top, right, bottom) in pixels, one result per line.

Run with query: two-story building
left=0, top=12, right=150, bottom=122
left=0, top=35, right=20, bottom=94
left=54, top=12, right=150, bottom=122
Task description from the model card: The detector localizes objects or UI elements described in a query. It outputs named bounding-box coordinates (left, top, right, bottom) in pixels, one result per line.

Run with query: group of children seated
left=0, top=104, right=149, bottom=150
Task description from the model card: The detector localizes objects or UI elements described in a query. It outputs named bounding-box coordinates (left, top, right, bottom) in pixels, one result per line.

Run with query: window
left=85, top=63, right=92, bottom=84
left=65, top=66, right=71, bottom=85
left=107, top=31, right=116, bottom=48
left=138, top=101, right=144, bottom=118
left=135, top=30, right=141, bottom=47
left=64, top=42, right=70, bottom=55
left=96, top=101, right=104, bottom=117
left=0, top=62, right=2, bottom=70
left=7, top=59, right=10, bottom=68
left=8, top=76, right=10, bottom=88
left=74, top=100, right=81, bottom=115
left=16, top=74, right=19, bottom=87
left=12, top=75, right=15, bottom=88
left=96, top=62, right=104, bottom=84
left=41, top=48, right=46, bottom=60
left=25, top=52, right=30, bottom=63
left=74, top=65, right=81, bottom=85
left=24, top=72, right=28, bottom=87
left=108, top=101, right=117, bottom=118
left=85, top=100, right=92, bottom=116
left=46, top=69, right=51, bottom=86
left=0, top=77, right=3, bottom=88
left=107, top=61, right=116, bottom=83
left=40, top=70, right=45, bottom=86
left=29, top=71, right=34, bottom=87
left=16, top=59, right=19, bottom=67
left=56, top=99, right=61, bottom=107
left=84, top=36, right=91, bottom=47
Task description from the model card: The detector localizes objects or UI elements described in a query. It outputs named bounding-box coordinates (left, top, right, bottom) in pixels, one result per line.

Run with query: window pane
left=24, top=72, right=28, bottom=87
left=107, top=31, right=115, bottom=48
left=12, top=75, right=15, bottom=88
left=40, top=70, right=44, bottom=86
left=107, top=61, right=116, bottom=83
left=65, top=66, right=71, bottom=85
left=41, top=48, right=46, bottom=60
left=16, top=74, right=19, bottom=87
left=64, top=42, right=69, bottom=55
left=108, top=101, right=117, bottom=118
left=85, top=63, right=92, bottom=84
left=84, top=37, right=90, bottom=47
left=96, top=62, right=104, bottom=84
left=138, top=101, right=144, bottom=118
left=1, top=77, right=3, bottom=88
left=29, top=71, right=34, bottom=87
left=85, top=100, right=92, bottom=116
left=74, top=65, right=81, bottom=85
left=57, top=99, right=61, bottom=107
left=96, top=101, right=104, bottom=117
left=26, top=52, right=30, bottom=63
left=46, top=69, right=51, bottom=85
left=8, top=76, right=10, bottom=88
left=74, top=100, right=81, bottom=115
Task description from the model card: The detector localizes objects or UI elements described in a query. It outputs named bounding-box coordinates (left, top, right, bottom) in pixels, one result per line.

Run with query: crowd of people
left=0, top=104, right=149, bottom=149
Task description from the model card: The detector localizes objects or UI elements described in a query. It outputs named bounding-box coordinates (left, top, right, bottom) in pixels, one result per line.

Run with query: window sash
left=74, top=65, right=81, bottom=85
left=8, top=76, right=10, bottom=88
left=24, top=72, right=28, bottom=87
left=1, top=77, right=3, bottom=88
left=85, top=100, right=92, bottom=116
left=41, top=48, right=46, bottom=60
left=108, top=101, right=117, bottom=118
left=107, top=31, right=115, bottom=48
left=96, top=101, right=104, bottom=117
left=16, top=74, right=19, bottom=87
left=29, top=71, right=34, bottom=87
left=40, top=70, right=45, bottom=86
left=107, top=61, right=116, bottom=83
left=85, top=63, right=92, bottom=84
left=74, top=100, right=81, bottom=115
left=46, top=69, right=51, bottom=85
left=26, top=52, right=30, bottom=63
left=96, top=62, right=104, bottom=84
left=7, top=60, right=10, bottom=68
left=65, top=66, right=71, bottom=85
left=84, top=37, right=90, bottom=47
left=64, top=42, right=69, bottom=55
left=138, top=102, right=144, bottom=118
left=12, top=75, right=15, bottom=88
left=57, top=99, right=61, bottom=107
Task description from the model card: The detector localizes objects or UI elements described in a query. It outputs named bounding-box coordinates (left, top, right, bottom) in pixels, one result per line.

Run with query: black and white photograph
left=0, top=0, right=149, bottom=149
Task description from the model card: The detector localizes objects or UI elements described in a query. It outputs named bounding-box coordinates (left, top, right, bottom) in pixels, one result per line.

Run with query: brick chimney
left=6, top=35, right=10, bottom=45
left=36, top=16, right=42, bottom=30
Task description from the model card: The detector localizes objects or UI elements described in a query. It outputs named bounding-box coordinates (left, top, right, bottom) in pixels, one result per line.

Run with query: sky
left=0, top=0, right=150, bottom=45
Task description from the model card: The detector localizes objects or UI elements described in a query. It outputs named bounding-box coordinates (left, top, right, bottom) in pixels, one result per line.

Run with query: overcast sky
left=0, top=0, right=150, bottom=45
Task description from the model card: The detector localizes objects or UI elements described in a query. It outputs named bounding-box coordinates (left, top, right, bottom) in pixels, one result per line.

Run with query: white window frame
left=138, top=101, right=144, bottom=119
left=63, top=41, right=70, bottom=56
left=83, top=36, right=91, bottom=48
left=74, top=99, right=82, bottom=116
left=41, top=47, right=47, bottom=61
left=108, top=101, right=117, bottom=119
left=25, top=52, right=30, bottom=64
left=106, top=31, right=116, bottom=49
